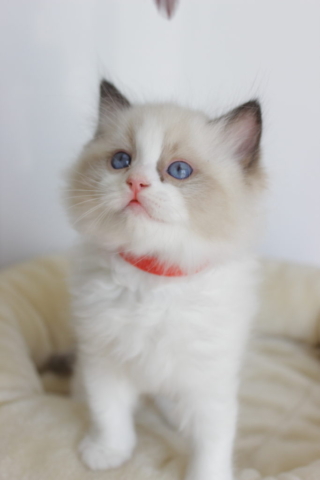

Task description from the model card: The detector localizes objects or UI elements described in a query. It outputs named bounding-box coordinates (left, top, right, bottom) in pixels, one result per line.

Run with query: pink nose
left=126, top=176, right=150, bottom=194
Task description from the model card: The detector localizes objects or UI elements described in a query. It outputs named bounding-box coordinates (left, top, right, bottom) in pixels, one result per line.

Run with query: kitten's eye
left=111, top=152, right=131, bottom=169
left=167, top=161, right=193, bottom=180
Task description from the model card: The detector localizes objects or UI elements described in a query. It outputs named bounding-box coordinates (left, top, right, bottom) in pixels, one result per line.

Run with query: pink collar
left=119, top=251, right=203, bottom=277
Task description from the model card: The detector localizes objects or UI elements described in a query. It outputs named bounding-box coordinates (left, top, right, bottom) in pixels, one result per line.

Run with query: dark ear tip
left=98, top=79, right=131, bottom=109
left=100, top=79, right=114, bottom=98
left=235, top=99, right=262, bottom=125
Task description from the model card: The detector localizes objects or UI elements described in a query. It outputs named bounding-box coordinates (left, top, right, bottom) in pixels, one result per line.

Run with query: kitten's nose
left=126, top=176, right=150, bottom=194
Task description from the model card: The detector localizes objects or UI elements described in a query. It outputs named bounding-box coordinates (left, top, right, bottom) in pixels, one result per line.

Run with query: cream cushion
left=1, top=256, right=320, bottom=480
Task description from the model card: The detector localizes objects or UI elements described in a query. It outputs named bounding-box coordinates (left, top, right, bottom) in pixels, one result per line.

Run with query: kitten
left=65, top=80, right=265, bottom=480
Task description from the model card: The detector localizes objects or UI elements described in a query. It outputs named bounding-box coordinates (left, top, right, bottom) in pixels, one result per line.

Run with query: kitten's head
left=65, top=80, right=266, bottom=270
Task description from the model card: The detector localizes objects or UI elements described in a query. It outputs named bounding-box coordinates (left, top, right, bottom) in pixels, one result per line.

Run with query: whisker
left=72, top=202, right=105, bottom=226
left=64, top=194, right=106, bottom=200
left=89, top=208, right=109, bottom=232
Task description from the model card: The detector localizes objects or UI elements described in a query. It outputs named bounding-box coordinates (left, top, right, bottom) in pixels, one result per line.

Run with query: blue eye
left=167, top=161, right=193, bottom=180
left=111, top=152, right=131, bottom=169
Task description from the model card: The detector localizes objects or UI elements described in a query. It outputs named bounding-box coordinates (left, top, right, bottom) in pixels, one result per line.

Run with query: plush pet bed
left=1, top=255, right=320, bottom=480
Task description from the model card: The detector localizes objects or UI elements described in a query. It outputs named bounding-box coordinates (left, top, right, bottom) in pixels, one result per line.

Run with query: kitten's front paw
left=79, top=434, right=134, bottom=471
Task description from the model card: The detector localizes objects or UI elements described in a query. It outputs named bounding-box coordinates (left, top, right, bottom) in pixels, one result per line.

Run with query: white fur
left=67, top=92, right=264, bottom=480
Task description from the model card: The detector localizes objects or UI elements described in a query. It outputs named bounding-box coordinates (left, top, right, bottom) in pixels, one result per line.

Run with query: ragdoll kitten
left=65, top=80, right=265, bottom=480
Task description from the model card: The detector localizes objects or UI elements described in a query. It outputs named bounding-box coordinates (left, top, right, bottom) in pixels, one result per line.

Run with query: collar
left=119, top=251, right=202, bottom=277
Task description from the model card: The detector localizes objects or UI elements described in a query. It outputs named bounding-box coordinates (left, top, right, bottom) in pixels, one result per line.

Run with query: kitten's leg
left=78, top=358, right=137, bottom=471
left=184, top=397, right=237, bottom=480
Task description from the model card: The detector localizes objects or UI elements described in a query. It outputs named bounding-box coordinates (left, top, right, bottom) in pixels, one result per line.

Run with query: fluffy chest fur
left=72, top=246, right=257, bottom=396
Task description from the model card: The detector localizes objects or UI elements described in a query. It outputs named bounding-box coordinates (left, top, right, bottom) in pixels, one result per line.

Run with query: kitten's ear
left=99, top=80, right=130, bottom=110
left=220, top=100, right=262, bottom=169
left=97, top=80, right=130, bottom=132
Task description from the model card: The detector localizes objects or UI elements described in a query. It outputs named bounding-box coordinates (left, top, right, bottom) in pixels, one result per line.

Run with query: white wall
left=1, top=0, right=319, bottom=268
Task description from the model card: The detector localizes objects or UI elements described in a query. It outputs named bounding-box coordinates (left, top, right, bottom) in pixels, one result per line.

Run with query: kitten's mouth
left=125, top=195, right=165, bottom=223
left=126, top=198, right=152, bottom=219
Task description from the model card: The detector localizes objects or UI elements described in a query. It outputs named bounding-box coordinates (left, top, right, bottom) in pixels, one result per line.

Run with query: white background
left=1, top=0, right=319, bottom=268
